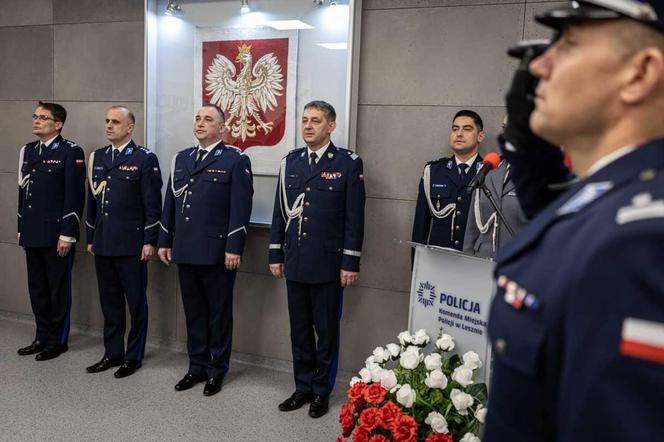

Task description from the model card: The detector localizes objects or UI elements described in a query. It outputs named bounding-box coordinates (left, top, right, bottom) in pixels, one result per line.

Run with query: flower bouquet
left=337, top=329, right=487, bottom=442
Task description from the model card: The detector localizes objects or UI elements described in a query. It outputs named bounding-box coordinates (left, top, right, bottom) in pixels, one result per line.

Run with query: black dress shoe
left=114, top=361, right=141, bottom=378
left=203, top=378, right=223, bottom=397
left=174, top=373, right=205, bottom=391
left=308, top=395, right=330, bottom=418
left=18, top=341, right=45, bottom=356
left=278, top=391, right=313, bottom=412
left=35, top=345, right=68, bottom=361
left=86, top=357, right=122, bottom=373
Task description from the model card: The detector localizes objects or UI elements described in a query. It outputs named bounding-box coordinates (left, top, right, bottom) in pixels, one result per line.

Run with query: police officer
left=269, top=100, right=365, bottom=418
left=486, top=1, right=664, bottom=440
left=16, top=101, right=85, bottom=361
left=85, top=106, right=162, bottom=378
left=158, top=104, right=253, bottom=397
left=411, top=110, right=485, bottom=252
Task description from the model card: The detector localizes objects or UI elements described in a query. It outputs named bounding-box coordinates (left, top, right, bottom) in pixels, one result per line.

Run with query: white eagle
left=205, top=43, right=284, bottom=142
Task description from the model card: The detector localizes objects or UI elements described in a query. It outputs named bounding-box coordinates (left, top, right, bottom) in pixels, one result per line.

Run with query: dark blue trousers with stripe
left=177, top=264, right=235, bottom=380
left=93, top=255, right=148, bottom=362
left=286, top=280, right=343, bottom=397
left=25, top=246, right=74, bottom=348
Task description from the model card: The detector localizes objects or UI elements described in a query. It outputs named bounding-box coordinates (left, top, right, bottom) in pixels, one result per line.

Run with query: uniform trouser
left=93, top=254, right=148, bottom=362
left=24, top=246, right=74, bottom=348
left=177, top=264, right=235, bottom=379
left=286, top=279, right=344, bottom=397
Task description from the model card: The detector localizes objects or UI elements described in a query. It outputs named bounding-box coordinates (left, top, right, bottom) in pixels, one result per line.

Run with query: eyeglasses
left=32, top=114, right=57, bottom=122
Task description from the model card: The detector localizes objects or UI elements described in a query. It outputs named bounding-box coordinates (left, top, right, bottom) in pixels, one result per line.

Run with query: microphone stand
left=480, top=182, right=515, bottom=236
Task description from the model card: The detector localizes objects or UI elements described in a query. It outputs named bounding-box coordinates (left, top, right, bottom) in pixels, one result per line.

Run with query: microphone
left=467, top=152, right=501, bottom=193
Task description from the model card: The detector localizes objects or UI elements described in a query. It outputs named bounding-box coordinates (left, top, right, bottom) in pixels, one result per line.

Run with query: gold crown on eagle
left=237, top=43, right=252, bottom=56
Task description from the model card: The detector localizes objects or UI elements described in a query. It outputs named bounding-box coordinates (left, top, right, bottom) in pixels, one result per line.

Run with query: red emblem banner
left=202, top=38, right=289, bottom=151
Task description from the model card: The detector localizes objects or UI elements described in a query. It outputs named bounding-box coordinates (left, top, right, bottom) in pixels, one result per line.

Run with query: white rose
left=370, top=365, right=383, bottom=383
left=451, top=389, right=474, bottom=415
left=396, top=384, right=416, bottom=408
left=390, top=383, right=401, bottom=394
left=386, top=343, right=401, bottom=358
left=359, top=367, right=372, bottom=383
left=372, top=347, right=388, bottom=363
left=424, top=353, right=442, bottom=371
left=462, top=351, right=482, bottom=370
left=435, top=334, right=455, bottom=351
left=365, top=355, right=377, bottom=368
left=380, top=369, right=398, bottom=390
left=412, top=328, right=430, bottom=346
left=474, top=404, right=487, bottom=424
left=451, top=365, right=474, bottom=387
left=399, top=347, right=422, bottom=370
left=424, top=369, right=448, bottom=389
left=397, top=331, right=413, bottom=346
left=350, top=376, right=361, bottom=386
left=425, top=411, right=449, bottom=434
left=460, top=433, right=481, bottom=442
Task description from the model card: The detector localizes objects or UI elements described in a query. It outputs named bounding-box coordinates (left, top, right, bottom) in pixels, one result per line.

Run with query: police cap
left=536, top=0, right=664, bottom=33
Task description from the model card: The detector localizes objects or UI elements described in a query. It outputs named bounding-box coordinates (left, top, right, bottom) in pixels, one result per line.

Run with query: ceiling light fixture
left=165, top=1, right=182, bottom=16
left=240, top=0, right=250, bottom=15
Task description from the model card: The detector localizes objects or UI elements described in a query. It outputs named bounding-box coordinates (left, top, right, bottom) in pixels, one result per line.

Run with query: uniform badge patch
left=446, top=160, right=454, bottom=169
left=432, top=184, right=447, bottom=188
left=616, top=193, right=664, bottom=225
left=94, top=166, right=104, bottom=170
left=321, top=172, right=342, bottom=180
left=620, top=317, right=664, bottom=365
left=118, top=165, right=139, bottom=172
left=214, top=149, right=222, bottom=156
left=557, top=181, right=614, bottom=216
left=51, top=142, right=60, bottom=150
left=125, top=147, right=133, bottom=155
left=497, top=275, right=540, bottom=311
left=76, top=159, right=85, bottom=165
left=476, top=162, right=482, bottom=171
left=207, top=169, right=227, bottom=174
left=43, top=159, right=62, bottom=164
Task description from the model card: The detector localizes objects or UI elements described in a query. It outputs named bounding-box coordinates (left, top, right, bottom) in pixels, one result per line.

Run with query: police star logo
left=417, top=281, right=436, bottom=308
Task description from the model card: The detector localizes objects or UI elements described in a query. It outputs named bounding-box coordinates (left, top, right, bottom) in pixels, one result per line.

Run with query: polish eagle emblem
left=205, top=43, right=284, bottom=142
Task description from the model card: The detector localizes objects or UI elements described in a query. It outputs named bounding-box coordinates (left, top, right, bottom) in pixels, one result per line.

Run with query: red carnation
left=359, top=407, right=383, bottom=432
left=339, top=403, right=356, bottom=437
left=348, top=382, right=367, bottom=408
left=426, top=434, right=454, bottom=442
left=363, top=383, right=388, bottom=404
left=391, top=414, right=419, bottom=442
left=369, top=435, right=390, bottom=442
left=353, top=427, right=370, bottom=442
left=336, top=437, right=347, bottom=442
left=380, top=401, right=403, bottom=427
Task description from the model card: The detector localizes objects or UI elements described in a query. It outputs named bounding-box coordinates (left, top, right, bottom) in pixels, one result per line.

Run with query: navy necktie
left=309, top=152, right=318, bottom=171
left=195, top=149, right=206, bottom=166
left=112, top=148, right=119, bottom=162
left=459, top=163, right=469, bottom=181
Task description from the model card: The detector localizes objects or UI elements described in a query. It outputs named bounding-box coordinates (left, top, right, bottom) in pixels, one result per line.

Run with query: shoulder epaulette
left=62, top=139, right=79, bottom=147
left=226, top=145, right=243, bottom=155
left=285, top=147, right=306, bottom=159
left=138, top=146, right=151, bottom=153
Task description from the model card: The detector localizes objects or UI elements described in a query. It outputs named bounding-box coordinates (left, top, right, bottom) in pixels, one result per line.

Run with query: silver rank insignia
left=557, top=181, right=613, bottom=216
left=616, top=193, right=664, bottom=225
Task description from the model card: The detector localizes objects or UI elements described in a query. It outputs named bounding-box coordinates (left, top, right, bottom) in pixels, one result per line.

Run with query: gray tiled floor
left=0, top=318, right=346, bottom=442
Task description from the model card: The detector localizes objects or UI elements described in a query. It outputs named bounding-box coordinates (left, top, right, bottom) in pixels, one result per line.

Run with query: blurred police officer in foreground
left=486, top=1, right=664, bottom=440
left=269, top=101, right=365, bottom=418
left=16, top=101, right=85, bottom=361
left=412, top=110, right=485, bottom=253
left=158, top=104, right=253, bottom=397
left=85, top=106, right=162, bottom=378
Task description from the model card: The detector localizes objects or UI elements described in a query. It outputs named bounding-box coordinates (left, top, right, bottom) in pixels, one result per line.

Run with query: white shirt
left=455, top=154, right=478, bottom=169
left=111, top=139, right=132, bottom=152
left=197, top=139, right=224, bottom=161
left=307, top=141, right=331, bottom=165
left=586, top=145, right=637, bottom=177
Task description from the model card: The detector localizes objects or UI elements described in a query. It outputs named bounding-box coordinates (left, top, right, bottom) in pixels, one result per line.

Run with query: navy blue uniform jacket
left=158, top=143, right=253, bottom=265
left=485, top=139, right=664, bottom=441
left=269, top=143, right=366, bottom=284
left=412, top=155, right=483, bottom=250
left=18, top=135, right=86, bottom=247
left=86, top=141, right=163, bottom=256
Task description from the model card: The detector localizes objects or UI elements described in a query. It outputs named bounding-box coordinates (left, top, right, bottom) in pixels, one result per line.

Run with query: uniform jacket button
left=454, top=240, right=459, bottom=245
left=457, top=196, right=462, bottom=202
left=494, top=338, right=507, bottom=354
left=303, top=232, right=307, bottom=237
left=306, top=187, right=311, bottom=191
left=185, top=217, right=190, bottom=221
left=456, top=210, right=461, bottom=215
left=305, top=202, right=310, bottom=206
left=190, top=178, right=194, bottom=182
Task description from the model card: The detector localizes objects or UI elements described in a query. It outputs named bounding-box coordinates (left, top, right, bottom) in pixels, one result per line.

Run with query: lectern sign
left=409, top=245, right=495, bottom=384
